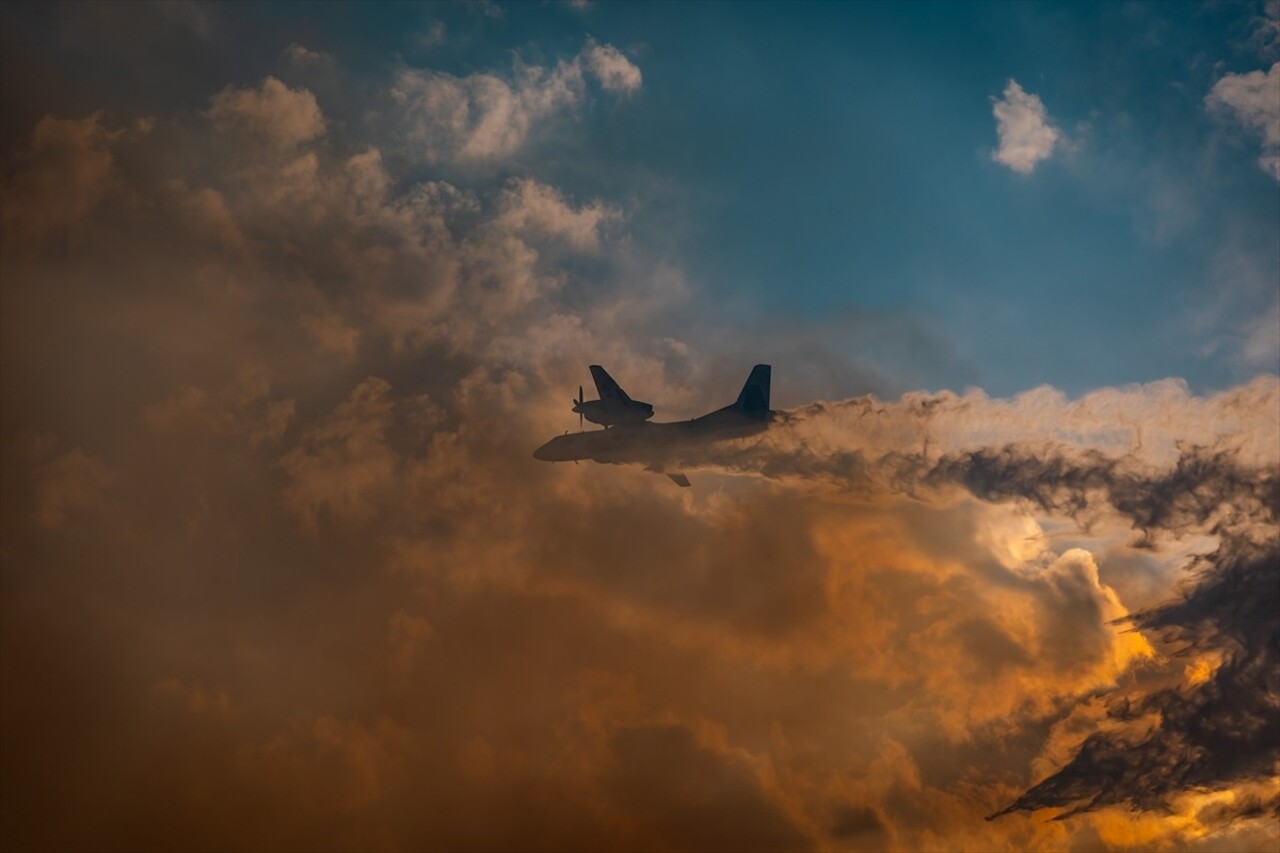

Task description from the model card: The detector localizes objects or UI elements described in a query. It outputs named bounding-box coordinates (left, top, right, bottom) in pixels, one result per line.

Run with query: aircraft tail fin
left=734, top=364, right=771, bottom=417
left=667, top=472, right=691, bottom=488
left=589, top=365, right=632, bottom=403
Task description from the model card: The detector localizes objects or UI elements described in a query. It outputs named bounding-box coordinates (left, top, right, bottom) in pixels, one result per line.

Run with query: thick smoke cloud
left=666, top=388, right=1280, bottom=824
left=2, top=12, right=1278, bottom=851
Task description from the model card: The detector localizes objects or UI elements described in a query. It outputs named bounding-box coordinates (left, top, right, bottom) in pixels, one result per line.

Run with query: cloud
left=279, top=377, right=399, bottom=532
left=299, top=311, right=361, bottom=359
left=1206, top=62, right=1280, bottom=180
left=283, top=43, right=335, bottom=67
left=391, top=40, right=641, bottom=163
left=995, top=531, right=1280, bottom=820
left=1242, top=294, right=1280, bottom=368
left=583, top=40, right=643, bottom=94
left=208, top=76, right=326, bottom=150
left=0, top=112, right=125, bottom=247
left=142, top=363, right=295, bottom=448
left=602, top=723, right=816, bottom=851
left=991, top=79, right=1061, bottom=174
left=1252, top=0, right=1280, bottom=58
left=494, top=177, right=620, bottom=252
left=392, top=62, right=582, bottom=163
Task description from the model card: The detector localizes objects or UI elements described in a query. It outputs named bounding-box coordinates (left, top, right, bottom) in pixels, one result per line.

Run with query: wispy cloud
left=583, top=39, right=643, bottom=94
left=1206, top=62, right=1280, bottom=180
left=282, top=43, right=335, bottom=67
left=392, top=40, right=641, bottom=163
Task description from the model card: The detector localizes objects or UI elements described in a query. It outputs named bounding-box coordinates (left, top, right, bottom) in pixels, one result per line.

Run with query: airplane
left=534, top=365, right=772, bottom=486
left=572, top=365, right=655, bottom=429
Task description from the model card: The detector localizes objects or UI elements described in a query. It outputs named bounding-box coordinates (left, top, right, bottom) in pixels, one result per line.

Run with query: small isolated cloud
left=1206, top=62, right=1280, bottom=180
left=584, top=40, right=642, bottom=94
left=990, top=79, right=1061, bottom=174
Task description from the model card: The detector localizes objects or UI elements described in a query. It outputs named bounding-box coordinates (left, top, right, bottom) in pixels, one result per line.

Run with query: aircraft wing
left=589, top=365, right=632, bottom=403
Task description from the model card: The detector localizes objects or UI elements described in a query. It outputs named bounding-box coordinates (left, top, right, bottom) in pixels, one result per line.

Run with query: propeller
left=574, top=385, right=583, bottom=431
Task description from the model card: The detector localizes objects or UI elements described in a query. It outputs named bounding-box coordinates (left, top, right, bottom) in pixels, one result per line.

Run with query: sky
left=1, top=2, right=1278, bottom=852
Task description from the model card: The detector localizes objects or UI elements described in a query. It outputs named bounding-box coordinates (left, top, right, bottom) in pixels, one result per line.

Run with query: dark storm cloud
left=993, top=531, right=1280, bottom=819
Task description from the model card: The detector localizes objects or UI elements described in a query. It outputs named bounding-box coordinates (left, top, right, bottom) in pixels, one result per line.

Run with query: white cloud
left=392, top=41, right=641, bottom=163
left=1206, top=62, right=1280, bottom=180
left=584, top=41, right=642, bottom=94
left=990, top=79, right=1061, bottom=175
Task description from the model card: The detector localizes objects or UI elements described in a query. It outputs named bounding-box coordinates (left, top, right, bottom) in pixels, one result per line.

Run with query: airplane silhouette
left=534, top=365, right=772, bottom=487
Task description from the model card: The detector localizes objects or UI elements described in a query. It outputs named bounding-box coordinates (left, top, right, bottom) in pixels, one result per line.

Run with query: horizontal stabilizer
left=667, top=472, right=691, bottom=487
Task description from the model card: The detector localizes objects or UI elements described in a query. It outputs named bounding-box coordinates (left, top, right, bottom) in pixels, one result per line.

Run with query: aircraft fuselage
left=534, top=407, right=771, bottom=465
